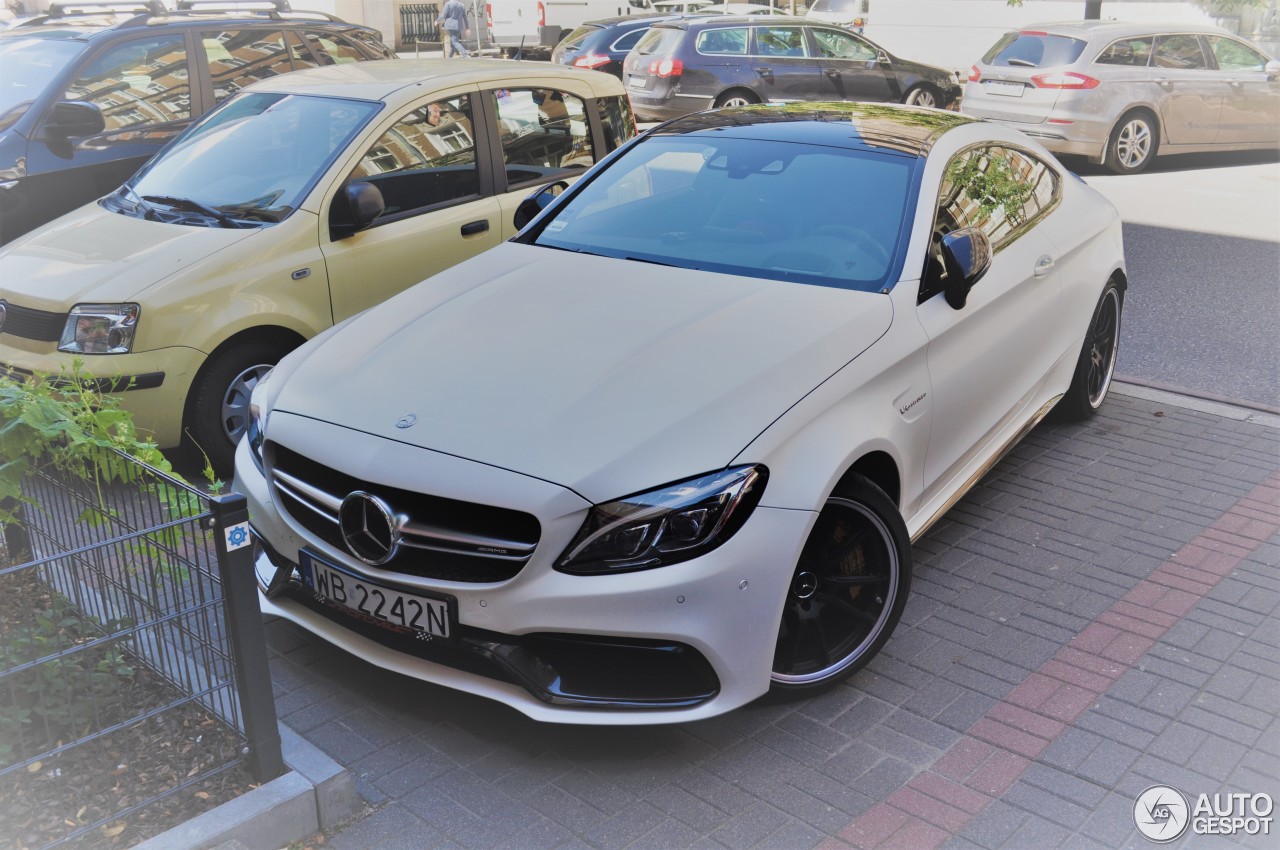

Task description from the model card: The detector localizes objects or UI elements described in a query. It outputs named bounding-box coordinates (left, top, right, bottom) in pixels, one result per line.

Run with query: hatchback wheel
left=903, top=84, right=940, bottom=109
left=770, top=475, right=911, bottom=697
left=1057, top=280, right=1123, bottom=420
left=1106, top=111, right=1158, bottom=174
left=186, top=339, right=292, bottom=476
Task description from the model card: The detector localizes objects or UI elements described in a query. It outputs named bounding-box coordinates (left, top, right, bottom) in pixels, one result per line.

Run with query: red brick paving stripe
left=821, top=471, right=1280, bottom=850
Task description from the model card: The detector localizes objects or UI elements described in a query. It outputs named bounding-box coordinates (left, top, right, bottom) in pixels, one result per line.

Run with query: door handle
left=824, top=68, right=840, bottom=78
left=1154, top=76, right=1173, bottom=88
left=1033, top=255, right=1055, bottom=278
left=754, top=66, right=773, bottom=79
left=460, top=220, right=489, bottom=237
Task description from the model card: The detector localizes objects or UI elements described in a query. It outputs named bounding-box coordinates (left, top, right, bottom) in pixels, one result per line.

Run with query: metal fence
left=400, top=3, right=440, bottom=44
left=0, top=451, right=282, bottom=849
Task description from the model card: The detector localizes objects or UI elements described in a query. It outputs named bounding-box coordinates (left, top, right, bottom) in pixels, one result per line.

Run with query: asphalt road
left=1069, top=150, right=1280, bottom=410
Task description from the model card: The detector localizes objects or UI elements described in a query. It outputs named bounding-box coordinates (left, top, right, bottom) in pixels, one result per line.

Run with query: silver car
left=962, top=22, right=1280, bottom=173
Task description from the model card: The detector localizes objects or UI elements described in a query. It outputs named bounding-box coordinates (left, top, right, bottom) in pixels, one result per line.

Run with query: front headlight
left=556, top=465, right=767, bottom=576
left=58, top=303, right=140, bottom=354
left=246, top=368, right=273, bottom=469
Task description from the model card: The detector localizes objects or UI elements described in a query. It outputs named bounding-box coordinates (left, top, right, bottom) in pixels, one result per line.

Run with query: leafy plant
left=946, top=151, right=1035, bottom=229
left=0, top=364, right=205, bottom=529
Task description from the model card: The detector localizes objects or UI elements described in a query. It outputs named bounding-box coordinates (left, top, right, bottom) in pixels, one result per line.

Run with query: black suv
left=0, top=0, right=394, bottom=244
left=622, top=16, right=960, bottom=122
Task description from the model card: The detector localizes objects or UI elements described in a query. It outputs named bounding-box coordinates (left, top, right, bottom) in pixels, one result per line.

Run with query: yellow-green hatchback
left=0, top=58, right=635, bottom=471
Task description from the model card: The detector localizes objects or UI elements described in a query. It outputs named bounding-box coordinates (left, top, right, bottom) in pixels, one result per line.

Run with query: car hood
left=270, top=242, right=893, bottom=503
left=0, top=203, right=260, bottom=309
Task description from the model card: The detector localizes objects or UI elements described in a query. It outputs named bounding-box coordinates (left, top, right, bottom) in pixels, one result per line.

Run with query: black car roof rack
left=174, top=0, right=342, bottom=22
left=18, top=0, right=342, bottom=28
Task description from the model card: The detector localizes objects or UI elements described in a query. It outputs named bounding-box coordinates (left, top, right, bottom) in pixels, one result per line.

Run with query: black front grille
left=271, top=443, right=541, bottom=583
left=0, top=301, right=64, bottom=342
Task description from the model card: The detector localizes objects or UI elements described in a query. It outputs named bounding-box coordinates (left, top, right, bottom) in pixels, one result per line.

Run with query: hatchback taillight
left=573, top=53, right=612, bottom=69
left=648, top=58, right=683, bottom=78
left=1031, top=71, right=1100, bottom=89
left=968, top=64, right=981, bottom=82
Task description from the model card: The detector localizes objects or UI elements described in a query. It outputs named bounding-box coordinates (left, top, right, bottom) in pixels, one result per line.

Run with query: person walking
left=439, top=0, right=470, bottom=58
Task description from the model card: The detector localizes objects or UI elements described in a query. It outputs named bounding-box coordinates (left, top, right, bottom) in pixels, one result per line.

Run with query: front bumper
left=0, top=342, right=204, bottom=447
left=234, top=415, right=815, bottom=724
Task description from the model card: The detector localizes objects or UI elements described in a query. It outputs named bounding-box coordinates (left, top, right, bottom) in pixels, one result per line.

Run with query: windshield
left=528, top=135, right=915, bottom=292
left=982, top=32, right=1088, bottom=68
left=124, top=91, right=380, bottom=225
left=808, top=0, right=861, bottom=12
left=0, top=34, right=86, bottom=130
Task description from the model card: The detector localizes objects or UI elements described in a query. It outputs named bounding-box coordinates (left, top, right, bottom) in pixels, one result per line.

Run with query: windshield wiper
left=117, top=185, right=158, bottom=221
left=623, top=255, right=681, bottom=268
left=1005, top=58, right=1037, bottom=68
left=142, top=195, right=244, bottom=228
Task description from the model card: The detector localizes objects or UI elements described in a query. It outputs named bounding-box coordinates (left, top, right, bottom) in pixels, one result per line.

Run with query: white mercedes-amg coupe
left=234, top=103, right=1126, bottom=724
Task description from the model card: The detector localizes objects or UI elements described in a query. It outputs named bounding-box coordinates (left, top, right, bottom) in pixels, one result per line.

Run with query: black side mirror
left=513, top=180, right=569, bottom=230
left=42, top=101, right=105, bottom=139
left=344, top=181, right=385, bottom=234
left=941, top=227, right=991, bottom=310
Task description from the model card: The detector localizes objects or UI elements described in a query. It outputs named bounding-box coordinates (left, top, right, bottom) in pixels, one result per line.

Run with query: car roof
left=1013, top=20, right=1235, bottom=40
left=579, top=12, right=678, bottom=29
left=657, top=13, right=809, bottom=27
left=244, top=58, right=627, bottom=103
left=652, top=102, right=976, bottom=157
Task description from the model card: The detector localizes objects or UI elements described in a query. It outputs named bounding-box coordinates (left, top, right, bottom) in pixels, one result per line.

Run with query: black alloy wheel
left=770, top=474, right=911, bottom=696
left=1057, top=280, right=1123, bottom=420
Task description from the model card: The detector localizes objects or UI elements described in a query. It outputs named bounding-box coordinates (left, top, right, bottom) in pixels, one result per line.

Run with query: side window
left=754, top=26, right=807, bottom=58
left=812, top=29, right=876, bottom=61
left=1206, top=36, right=1267, bottom=72
left=344, top=94, right=478, bottom=221
left=598, top=93, right=637, bottom=151
left=493, top=88, right=594, bottom=187
left=303, top=30, right=365, bottom=65
left=921, top=146, right=1060, bottom=303
left=696, top=27, right=748, bottom=56
left=1094, top=36, right=1153, bottom=67
left=202, top=30, right=294, bottom=103
left=65, top=35, right=190, bottom=133
left=1152, top=34, right=1208, bottom=70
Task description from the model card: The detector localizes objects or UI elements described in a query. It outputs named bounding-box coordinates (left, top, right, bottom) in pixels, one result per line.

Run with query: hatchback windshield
left=121, top=91, right=380, bottom=225
left=0, top=34, right=86, bottom=130
left=982, top=32, right=1087, bottom=68
left=529, top=135, right=914, bottom=291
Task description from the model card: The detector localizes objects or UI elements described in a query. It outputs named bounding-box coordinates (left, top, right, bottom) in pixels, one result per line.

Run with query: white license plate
left=984, top=80, right=1025, bottom=98
left=627, top=75, right=648, bottom=89
left=300, top=552, right=454, bottom=639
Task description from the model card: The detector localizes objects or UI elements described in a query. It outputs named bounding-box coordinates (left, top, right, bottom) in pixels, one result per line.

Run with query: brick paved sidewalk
left=264, top=389, right=1280, bottom=850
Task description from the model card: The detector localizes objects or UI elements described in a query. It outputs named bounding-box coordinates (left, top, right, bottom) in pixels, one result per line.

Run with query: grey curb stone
left=133, top=722, right=358, bottom=850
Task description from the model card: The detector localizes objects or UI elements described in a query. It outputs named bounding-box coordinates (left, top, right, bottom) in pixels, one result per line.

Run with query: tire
left=1105, top=110, right=1159, bottom=174
left=769, top=474, right=912, bottom=698
left=185, top=339, right=293, bottom=477
left=1057, top=280, right=1123, bottom=421
left=714, top=89, right=759, bottom=109
left=903, top=84, right=941, bottom=109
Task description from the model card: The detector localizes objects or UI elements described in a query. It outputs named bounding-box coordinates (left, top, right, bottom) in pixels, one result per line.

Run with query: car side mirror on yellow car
left=332, top=181, right=386, bottom=239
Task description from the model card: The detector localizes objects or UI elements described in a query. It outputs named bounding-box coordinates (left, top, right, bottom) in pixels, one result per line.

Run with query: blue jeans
left=447, top=30, right=468, bottom=58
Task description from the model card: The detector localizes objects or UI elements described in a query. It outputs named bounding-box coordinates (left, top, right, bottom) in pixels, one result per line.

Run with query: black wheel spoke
left=818, top=589, right=879, bottom=624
